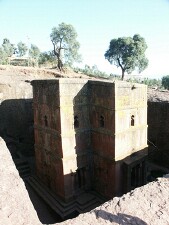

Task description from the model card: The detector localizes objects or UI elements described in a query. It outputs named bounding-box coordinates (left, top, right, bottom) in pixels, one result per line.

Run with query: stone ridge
left=148, top=89, right=169, bottom=103
left=0, top=137, right=41, bottom=225
left=57, top=177, right=169, bottom=225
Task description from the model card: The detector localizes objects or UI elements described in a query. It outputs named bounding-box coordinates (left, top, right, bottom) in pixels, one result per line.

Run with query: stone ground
left=148, top=88, right=169, bottom=103
left=0, top=65, right=90, bottom=82
left=58, top=177, right=169, bottom=225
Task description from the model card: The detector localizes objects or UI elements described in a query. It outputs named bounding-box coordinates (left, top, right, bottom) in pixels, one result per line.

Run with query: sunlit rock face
left=0, top=137, right=41, bottom=225
left=57, top=177, right=169, bottom=225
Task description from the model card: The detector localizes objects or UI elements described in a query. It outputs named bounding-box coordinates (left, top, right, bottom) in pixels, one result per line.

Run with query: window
left=74, top=115, right=79, bottom=128
left=131, top=115, right=135, bottom=126
left=76, top=168, right=86, bottom=188
left=99, top=115, right=105, bottom=127
left=131, top=162, right=145, bottom=188
left=44, top=115, right=48, bottom=127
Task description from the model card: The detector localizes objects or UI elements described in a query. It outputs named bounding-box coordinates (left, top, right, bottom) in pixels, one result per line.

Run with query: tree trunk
left=56, top=54, right=63, bottom=71
left=121, top=69, right=125, bottom=80
left=52, top=42, right=63, bottom=72
left=57, top=57, right=63, bottom=71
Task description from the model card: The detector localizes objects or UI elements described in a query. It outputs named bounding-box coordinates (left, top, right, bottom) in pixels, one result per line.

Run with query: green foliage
left=50, top=22, right=81, bottom=71
left=28, top=44, right=40, bottom=67
left=0, top=38, right=41, bottom=67
left=2, top=38, right=16, bottom=57
left=162, top=75, right=169, bottom=89
left=38, top=51, right=55, bottom=67
left=127, top=77, right=162, bottom=88
left=0, top=47, right=8, bottom=64
left=0, top=38, right=16, bottom=64
left=142, top=78, right=162, bottom=88
left=105, top=34, right=149, bottom=80
left=74, top=64, right=110, bottom=78
left=17, top=41, right=28, bottom=57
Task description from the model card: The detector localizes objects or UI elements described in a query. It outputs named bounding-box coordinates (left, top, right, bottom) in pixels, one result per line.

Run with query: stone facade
left=31, top=79, right=148, bottom=201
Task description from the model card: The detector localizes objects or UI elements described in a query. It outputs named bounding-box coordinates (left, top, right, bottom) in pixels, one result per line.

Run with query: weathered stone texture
left=32, top=79, right=148, bottom=201
left=58, top=177, right=169, bottom=225
left=0, top=75, right=34, bottom=158
left=0, top=99, right=34, bottom=158
left=0, top=137, right=41, bottom=225
left=32, top=80, right=65, bottom=199
left=114, top=82, right=147, bottom=161
left=1, top=133, right=169, bottom=225
left=148, top=101, right=169, bottom=167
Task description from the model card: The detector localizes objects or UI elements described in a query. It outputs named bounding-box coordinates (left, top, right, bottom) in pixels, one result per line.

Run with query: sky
left=0, top=0, right=169, bottom=78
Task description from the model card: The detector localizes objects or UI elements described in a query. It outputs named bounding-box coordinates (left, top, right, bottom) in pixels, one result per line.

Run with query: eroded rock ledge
left=58, top=176, right=169, bottom=225
left=0, top=137, right=41, bottom=225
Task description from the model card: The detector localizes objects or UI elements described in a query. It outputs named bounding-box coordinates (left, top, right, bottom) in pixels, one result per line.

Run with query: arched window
left=100, top=115, right=105, bottom=128
left=44, top=115, right=48, bottom=127
left=74, top=115, right=79, bottom=128
left=131, top=115, right=135, bottom=126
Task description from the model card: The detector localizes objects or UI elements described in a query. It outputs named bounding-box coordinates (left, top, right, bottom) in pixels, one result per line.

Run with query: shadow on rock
left=94, top=209, right=147, bottom=225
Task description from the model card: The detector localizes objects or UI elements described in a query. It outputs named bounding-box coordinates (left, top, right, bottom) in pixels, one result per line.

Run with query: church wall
left=32, top=79, right=148, bottom=201
left=59, top=79, right=91, bottom=200
left=32, top=80, right=65, bottom=199
left=89, top=81, right=116, bottom=197
left=115, top=82, right=148, bottom=161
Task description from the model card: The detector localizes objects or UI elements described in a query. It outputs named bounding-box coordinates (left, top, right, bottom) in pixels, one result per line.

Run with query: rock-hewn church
left=31, top=79, right=147, bottom=203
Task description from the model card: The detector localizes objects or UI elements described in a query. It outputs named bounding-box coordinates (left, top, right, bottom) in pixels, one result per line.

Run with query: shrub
left=162, top=75, right=169, bottom=89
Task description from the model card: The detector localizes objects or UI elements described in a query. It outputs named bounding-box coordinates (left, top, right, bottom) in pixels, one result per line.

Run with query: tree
left=0, top=47, right=8, bottom=64
left=2, top=38, right=16, bottom=57
left=74, top=64, right=109, bottom=78
left=17, top=41, right=28, bottom=57
left=1, top=38, right=16, bottom=65
left=38, top=51, right=55, bottom=67
left=50, top=22, right=81, bottom=71
left=28, top=44, right=40, bottom=67
left=162, top=75, right=169, bottom=89
left=105, top=34, right=148, bottom=80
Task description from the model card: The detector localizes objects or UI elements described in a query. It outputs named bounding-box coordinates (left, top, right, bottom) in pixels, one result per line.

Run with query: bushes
left=162, top=75, right=169, bottom=89
left=74, top=64, right=110, bottom=78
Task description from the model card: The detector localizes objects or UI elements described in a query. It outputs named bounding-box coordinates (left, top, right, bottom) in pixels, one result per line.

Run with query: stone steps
left=26, top=176, right=104, bottom=219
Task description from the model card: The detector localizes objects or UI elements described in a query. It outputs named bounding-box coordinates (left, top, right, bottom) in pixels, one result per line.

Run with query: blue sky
left=0, top=0, right=169, bottom=78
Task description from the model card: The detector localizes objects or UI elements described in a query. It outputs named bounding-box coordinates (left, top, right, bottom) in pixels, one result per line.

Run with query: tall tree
left=2, top=38, right=16, bottom=57
left=162, top=75, right=169, bottom=89
left=105, top=34, right=148, bottom=80
left=50, top=22, right=81, bottom=71
left=0, top=47, right=8, bottom=64
left=28, top=44, right=40, bottom=67
left=17, top=41, right=28, bottom=57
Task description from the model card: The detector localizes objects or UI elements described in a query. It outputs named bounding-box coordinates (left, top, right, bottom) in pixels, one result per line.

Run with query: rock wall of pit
left=0, top=79, right=34, bottom=158
left=0, top=137, right=41, bottom=225
left=148, top=101, right=169, bottom=167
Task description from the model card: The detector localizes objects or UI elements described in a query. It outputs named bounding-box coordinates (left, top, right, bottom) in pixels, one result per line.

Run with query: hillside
left=1, top=65, right=169, bottom=102
left=0, top=65, right=91, bottom=82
